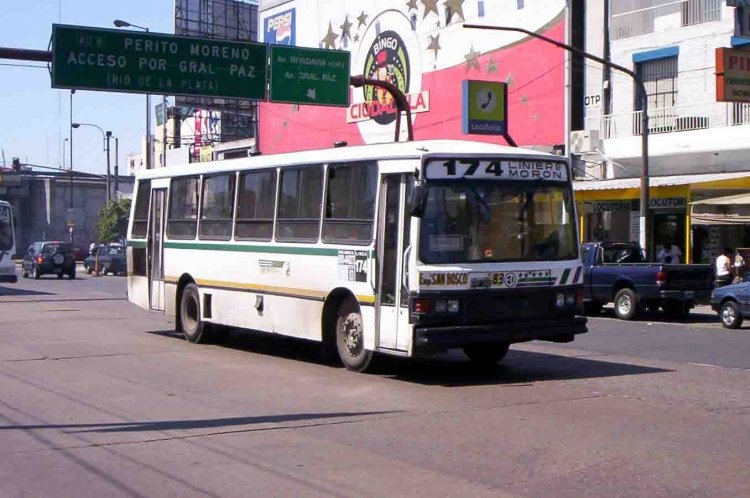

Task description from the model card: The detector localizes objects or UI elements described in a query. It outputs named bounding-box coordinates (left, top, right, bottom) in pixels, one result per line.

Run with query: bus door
left=375, top=174, right=412, bottom=352
left=148, top=188, right=167, bottom=311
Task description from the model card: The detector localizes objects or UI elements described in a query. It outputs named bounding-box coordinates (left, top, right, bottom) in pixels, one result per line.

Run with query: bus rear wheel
left=180, top=283, right=207, bottom=343
left=335, top=298, right=373, bottom=372
left=463, top=343, right=510, bottom=369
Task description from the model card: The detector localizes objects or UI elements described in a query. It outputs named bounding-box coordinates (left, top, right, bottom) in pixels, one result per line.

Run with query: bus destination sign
left=51, top=24, right=267, bottom=100
left=424, top=159, right=569, bottom=181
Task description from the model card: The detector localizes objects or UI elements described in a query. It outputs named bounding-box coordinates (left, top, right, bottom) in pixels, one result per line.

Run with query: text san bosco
left=64, top=34, right=258, bottom=92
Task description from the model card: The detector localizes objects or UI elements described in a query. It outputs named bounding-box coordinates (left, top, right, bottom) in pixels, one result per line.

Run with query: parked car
left=581, top=241, right=713, bottom=320
left=84, top=244, right=126, bottom=275
left=72, top=245, right=90, bottom=261
left=22, top=241, right=76, bottom=279
left=710, top=281, right=750, bottom=329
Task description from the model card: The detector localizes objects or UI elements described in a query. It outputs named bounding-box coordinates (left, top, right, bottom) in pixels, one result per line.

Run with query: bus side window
left=322, top=162, right=377, bottom=245
left=199, top=173, right=235, bottom=241
left=236, top=169, right=277, bottom=241
left=167, top=176, right=200, bottom=239
left=276, top=165, right=323, bottom=243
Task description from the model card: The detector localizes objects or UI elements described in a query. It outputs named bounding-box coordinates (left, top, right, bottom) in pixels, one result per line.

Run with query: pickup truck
left=580, top=242, right=714, bottom=320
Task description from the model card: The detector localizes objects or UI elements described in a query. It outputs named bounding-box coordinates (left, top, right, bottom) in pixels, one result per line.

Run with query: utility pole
left=162, top=96, right=168, bottom=167
left=105, top=131, right=112, bottom=204
left=69, top=89, right=75, bottom=209
left=464, top=24, right=651, bottom=256
left=114, top=138, right=119, bottom=197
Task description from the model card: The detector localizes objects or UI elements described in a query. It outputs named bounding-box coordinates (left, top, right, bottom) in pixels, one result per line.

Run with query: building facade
left=258, top=0, right=569, bottom=153
left=577, top=0, right=750, bottom=262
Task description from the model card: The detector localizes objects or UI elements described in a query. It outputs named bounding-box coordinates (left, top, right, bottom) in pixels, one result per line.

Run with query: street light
left=113, top=19, right=155, bottom=169
left=463, top=23, right=651, bottom=256
left=72, top=122, right=113, bottom=204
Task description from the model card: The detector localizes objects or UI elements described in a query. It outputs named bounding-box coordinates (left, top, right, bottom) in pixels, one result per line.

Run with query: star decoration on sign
left=444, top=0, right=465, bottom=22
left=354, top=34, right=360, bottom=42
left=486, top=57, right=498, bottom=74
left=321, top=22, right=338, bottom=49
left=427, top=34, right=441, bottom=58
left=504, top=73, right=514, bottom=86
left=340, top=16, right=353, bottom=43
left=532, top=113, right=541, bottom=121
left=422, top=0, right=439, bottom=19
left=357, top=11, right=368, bottom=28
left=520, top=95, right=529, bottom=104
left=406, top=0, right=418, bottom=10
left=464, top=45, right=481, bottom=71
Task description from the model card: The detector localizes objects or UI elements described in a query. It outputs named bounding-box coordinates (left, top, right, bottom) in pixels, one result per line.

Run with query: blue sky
left=0, top=0, right=173, bottom=174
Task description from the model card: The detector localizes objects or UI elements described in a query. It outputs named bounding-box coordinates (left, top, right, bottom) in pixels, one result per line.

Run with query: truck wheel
left=335, top=298, right=373, bottom=372
left=463, top=343, right=510, bottom=369
left=614, top=288, right=639, bottom=320
left=720, top=301, right=743, bottom=329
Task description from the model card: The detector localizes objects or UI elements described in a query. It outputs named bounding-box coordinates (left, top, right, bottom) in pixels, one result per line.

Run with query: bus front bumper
left=414, top=316, right=588, bottom=350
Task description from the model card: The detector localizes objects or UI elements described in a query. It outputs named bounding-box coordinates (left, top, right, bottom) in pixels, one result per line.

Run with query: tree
left=97, top=198, right=131, bottom=243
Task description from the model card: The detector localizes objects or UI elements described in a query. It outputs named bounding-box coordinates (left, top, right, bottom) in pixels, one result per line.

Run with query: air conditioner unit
left=570, top=129, right=601, bottom=154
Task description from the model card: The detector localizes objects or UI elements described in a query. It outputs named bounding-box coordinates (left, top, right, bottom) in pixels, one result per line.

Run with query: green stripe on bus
left=127, top=240, right=147, bottom=248
left=560, top=268, right=571, bottom=285
left=163, top=241, right=340, bottom=256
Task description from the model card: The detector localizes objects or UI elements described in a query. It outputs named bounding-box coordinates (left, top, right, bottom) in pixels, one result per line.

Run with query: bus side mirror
left=409, top=183, right=427, bottom=218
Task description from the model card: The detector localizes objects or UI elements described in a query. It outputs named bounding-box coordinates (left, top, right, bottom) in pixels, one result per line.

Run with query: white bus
left=0, top=200, right=17, bottom=284
left=127, top=140, right=586, bottom=371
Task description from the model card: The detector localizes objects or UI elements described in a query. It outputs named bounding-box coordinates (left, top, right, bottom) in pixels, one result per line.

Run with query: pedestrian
left=657, top=240, right=682, bottom=264
left=733, top=250, right=745, bottom=284
left=715, top=248, right=733, bottom=287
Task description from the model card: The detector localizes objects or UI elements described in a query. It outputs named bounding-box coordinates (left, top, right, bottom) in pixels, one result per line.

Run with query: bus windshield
left=419, top=181, right=577, bottom=264
left=0, top=205, right=12, bottom=252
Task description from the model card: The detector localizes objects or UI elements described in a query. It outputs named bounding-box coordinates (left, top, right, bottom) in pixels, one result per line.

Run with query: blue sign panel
left=265, top=9, right=296, bottom=46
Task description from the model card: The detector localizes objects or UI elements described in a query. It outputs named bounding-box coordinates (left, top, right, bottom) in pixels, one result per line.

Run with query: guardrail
left=586, top=102, right=750, bottom=139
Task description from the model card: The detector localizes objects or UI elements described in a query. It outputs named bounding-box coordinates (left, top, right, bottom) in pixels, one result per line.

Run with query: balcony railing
left=611, top=0, right=722, bottom=40
left=587, top=102, right=750, bottom=139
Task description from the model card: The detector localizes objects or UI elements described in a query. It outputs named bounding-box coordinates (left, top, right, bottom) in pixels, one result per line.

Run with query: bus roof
left=136, top=139, right=561, bottom=180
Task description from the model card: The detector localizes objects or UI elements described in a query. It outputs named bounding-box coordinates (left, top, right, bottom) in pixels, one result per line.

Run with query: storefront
left=575, top=172, right=750, bottom=263
left=691, top=193, right=750, bottom=265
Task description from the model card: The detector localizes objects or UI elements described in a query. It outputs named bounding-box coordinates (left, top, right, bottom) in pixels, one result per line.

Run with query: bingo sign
left=265, top=9, right=295, bottom=46
left=462, top=80, right=508, bottom=135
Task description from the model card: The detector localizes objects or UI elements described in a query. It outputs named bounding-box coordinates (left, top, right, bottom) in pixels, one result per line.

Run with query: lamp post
left=114, top=19, right=154, bottom=169
left=72, top=122, right=112, bottom=204
left=69, top=89, right=75, bottom=209
left=463, top=23, right=651, bottom=255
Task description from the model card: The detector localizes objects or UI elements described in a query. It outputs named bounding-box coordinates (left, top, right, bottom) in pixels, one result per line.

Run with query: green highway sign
left=269, top=45, right=350, bottom=106
left=52, top=24, right=267, bottom=100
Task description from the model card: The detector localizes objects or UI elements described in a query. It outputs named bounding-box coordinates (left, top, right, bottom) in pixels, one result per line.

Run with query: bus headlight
left=565, top=293, right=576, bottom=306
left=434, top=299, right=460, bottom=313
left=556, top=293, right=566, bottom=308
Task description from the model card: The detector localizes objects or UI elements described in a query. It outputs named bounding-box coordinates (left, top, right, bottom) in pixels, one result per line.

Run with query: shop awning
left=690, top=192, right=750, bottom=225
left=574, top=171, right=750, bottom=191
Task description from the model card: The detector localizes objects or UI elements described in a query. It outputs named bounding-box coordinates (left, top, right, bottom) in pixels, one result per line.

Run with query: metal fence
left=611, top=0, right=722, bottom=40
left=586, top=102, right=750, bottom=139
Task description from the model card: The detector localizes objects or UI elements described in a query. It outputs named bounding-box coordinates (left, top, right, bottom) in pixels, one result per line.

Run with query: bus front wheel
left=180, top=283, right=207, bottom=343
left=335, top=298, right=373, bottom=372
